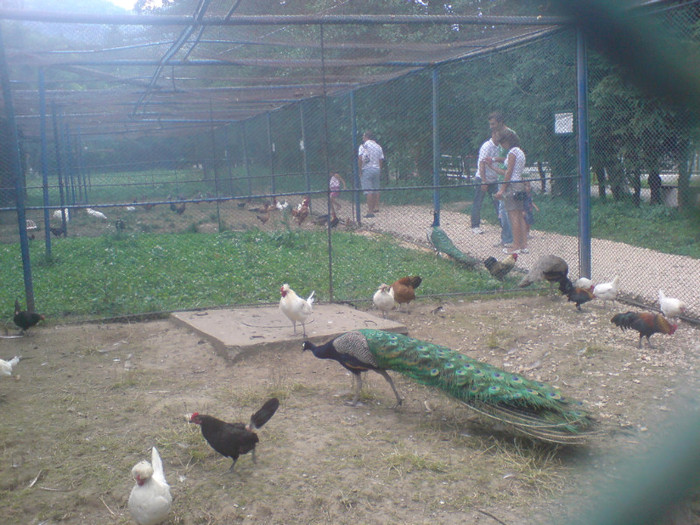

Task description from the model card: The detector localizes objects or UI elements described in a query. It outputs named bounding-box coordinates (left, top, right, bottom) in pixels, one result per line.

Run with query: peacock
left=427, top=226, right=480, bottom=269
left=303, top=329, right=595, bottom=445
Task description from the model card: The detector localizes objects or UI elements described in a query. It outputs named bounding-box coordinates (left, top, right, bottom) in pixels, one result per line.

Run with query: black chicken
left=189, top=398, right=279, bottom=472
left=557, top=277, right=595, bottom=311
left=14, top=299, right=45, bottom=334
left=50, top=226, right=66, bottom=238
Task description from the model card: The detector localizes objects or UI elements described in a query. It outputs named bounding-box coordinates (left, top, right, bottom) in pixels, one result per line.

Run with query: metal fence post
left=577, top=27, right=591, bottom=279
left=0, top=24, right=35, bottom=311
left=431, top=67, right=440, bottom=226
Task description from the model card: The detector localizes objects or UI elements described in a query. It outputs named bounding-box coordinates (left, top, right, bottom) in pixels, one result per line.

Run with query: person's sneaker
left=364, top=213, right=375, bottom=218
left=472, top=227, right=484, bottom=234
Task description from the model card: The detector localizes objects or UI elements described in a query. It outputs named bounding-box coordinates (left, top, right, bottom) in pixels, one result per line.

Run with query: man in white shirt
left=471, top=130, right=501, bottom=234
left=358, top=131, right=384, bottom=218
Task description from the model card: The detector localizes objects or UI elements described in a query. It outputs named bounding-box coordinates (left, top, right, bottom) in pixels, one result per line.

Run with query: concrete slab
left=170, top=304, right=407, bottom=363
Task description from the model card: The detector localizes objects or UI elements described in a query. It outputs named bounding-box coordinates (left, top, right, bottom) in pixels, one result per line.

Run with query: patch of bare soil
left=1, top=295, right=698, bottom=524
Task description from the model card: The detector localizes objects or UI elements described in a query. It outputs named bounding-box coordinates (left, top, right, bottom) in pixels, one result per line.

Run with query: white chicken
left=279, top=284, right=314, bottom=336
left=373, top=284, right=395, bottom=318
left=659, top=290, right=686, bottom=320
left=574, top=277, right=594, bottom=289
left=0, top=356, right=20, bottom=378
left=52, top=208, right=70, bottom=221
left=86, top=208, right=108, bottom=220
left=593, top=275, right=619, bottom=308
left=128, top=446, right=172, bottom=525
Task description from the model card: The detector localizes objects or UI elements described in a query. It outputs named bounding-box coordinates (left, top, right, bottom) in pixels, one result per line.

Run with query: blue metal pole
left=0, top=24, right=35, bottom=311
left=39, top=68, right=52, bottom=258
left=52, top=101, right=68, bottom=233
left=241, top=121, right=251, bottom=197
left=431, top=67, right=440, bottom=227
left=299, top=101, right=309, bottom=194
left=576, top=27, right=591, bottom=279
left=267, top=112, right=275, bottom=194
left=350, top=91, right=360, bottom=223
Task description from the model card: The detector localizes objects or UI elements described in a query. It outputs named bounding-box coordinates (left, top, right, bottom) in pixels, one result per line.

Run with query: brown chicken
left=610, top=311, right=677, bottom=349
left=390, top=276, right=422, bottom=311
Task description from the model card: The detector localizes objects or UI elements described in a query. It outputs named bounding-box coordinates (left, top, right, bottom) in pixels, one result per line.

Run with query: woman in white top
left=491, top=129, right=528, bottom=254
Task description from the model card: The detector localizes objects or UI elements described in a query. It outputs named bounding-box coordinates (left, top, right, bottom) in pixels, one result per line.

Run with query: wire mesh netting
left=0, top=0, right=698, bottom=323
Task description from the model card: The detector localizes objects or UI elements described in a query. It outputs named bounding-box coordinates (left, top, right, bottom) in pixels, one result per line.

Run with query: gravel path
left=349, top=201, right=700, bottom=320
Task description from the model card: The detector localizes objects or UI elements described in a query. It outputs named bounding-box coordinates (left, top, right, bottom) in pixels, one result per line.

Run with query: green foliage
left=0, top=229, right=503, bottom=321
left=532, top=194, right=700, bottom=257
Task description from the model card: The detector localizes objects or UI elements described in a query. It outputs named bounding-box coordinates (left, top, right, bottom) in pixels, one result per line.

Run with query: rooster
left=558, top=277, right=595, bottom=311
left=390, top=276, right=422, bottom=312
left=658, top=290, right=685, bottom=320
left=128, top=446, right=172, bottom=525
left=0, top=356, right=21, bottom=379
left=611, top=311, right=677, bottom=349
left=484, top=253, right=518, bottom=280
left=189, top=398, right=280, bottom=472
left=14, top=299, right=44, bottom=334
left=593, top=276, right=619, bottom=308
left=279, top=284, right=315, bottom=336
left=170, top=201, right=186, bottom=215
left=291, top=197, right=310, bottom=225
left=518, top=254, right=568, bottom=289
left=373, top=284, right=395, bottom=318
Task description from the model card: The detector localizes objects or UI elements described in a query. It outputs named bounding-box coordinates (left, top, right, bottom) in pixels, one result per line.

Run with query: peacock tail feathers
left=358, top=329, right=595, bottom=444
left=428, top=227, right=480, bottom=269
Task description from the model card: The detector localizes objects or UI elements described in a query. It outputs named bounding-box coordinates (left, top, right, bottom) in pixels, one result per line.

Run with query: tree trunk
left=593, top=162, right=607, bottom=201
left=536, top=161, right=547, bottom=193
left=648, top=170, right=662, bottom=205
left=630, top=170, right=642, bottom=207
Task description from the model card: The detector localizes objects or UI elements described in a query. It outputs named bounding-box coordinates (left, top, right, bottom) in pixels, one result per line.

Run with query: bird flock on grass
left=4, top=221, right=689, bottom=525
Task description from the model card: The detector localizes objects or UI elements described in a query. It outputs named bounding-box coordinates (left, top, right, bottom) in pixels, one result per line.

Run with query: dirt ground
left=1, top=295, right=699, bottom=525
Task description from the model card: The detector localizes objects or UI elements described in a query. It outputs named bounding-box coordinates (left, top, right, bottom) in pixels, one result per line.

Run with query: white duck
left=593, top=275, right=619, bottom=308
left=279, top=284, right=314, bottom=336
left=373, top=284, right=395, bottom=318
left=659, top=290, right=686, bottom=320
left=128, top=446, right=172, bottom=525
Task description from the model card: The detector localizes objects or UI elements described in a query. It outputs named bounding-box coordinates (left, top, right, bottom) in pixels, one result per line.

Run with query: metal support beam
left=0, top=24, right=35, bottom=311
left=431, top=67, right=440, bottom=227
left=576, top=27, right=591, bottom=279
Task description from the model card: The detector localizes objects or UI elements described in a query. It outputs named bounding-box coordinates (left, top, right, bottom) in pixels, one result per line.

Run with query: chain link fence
left=0, top=2, right=698, bottom=322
